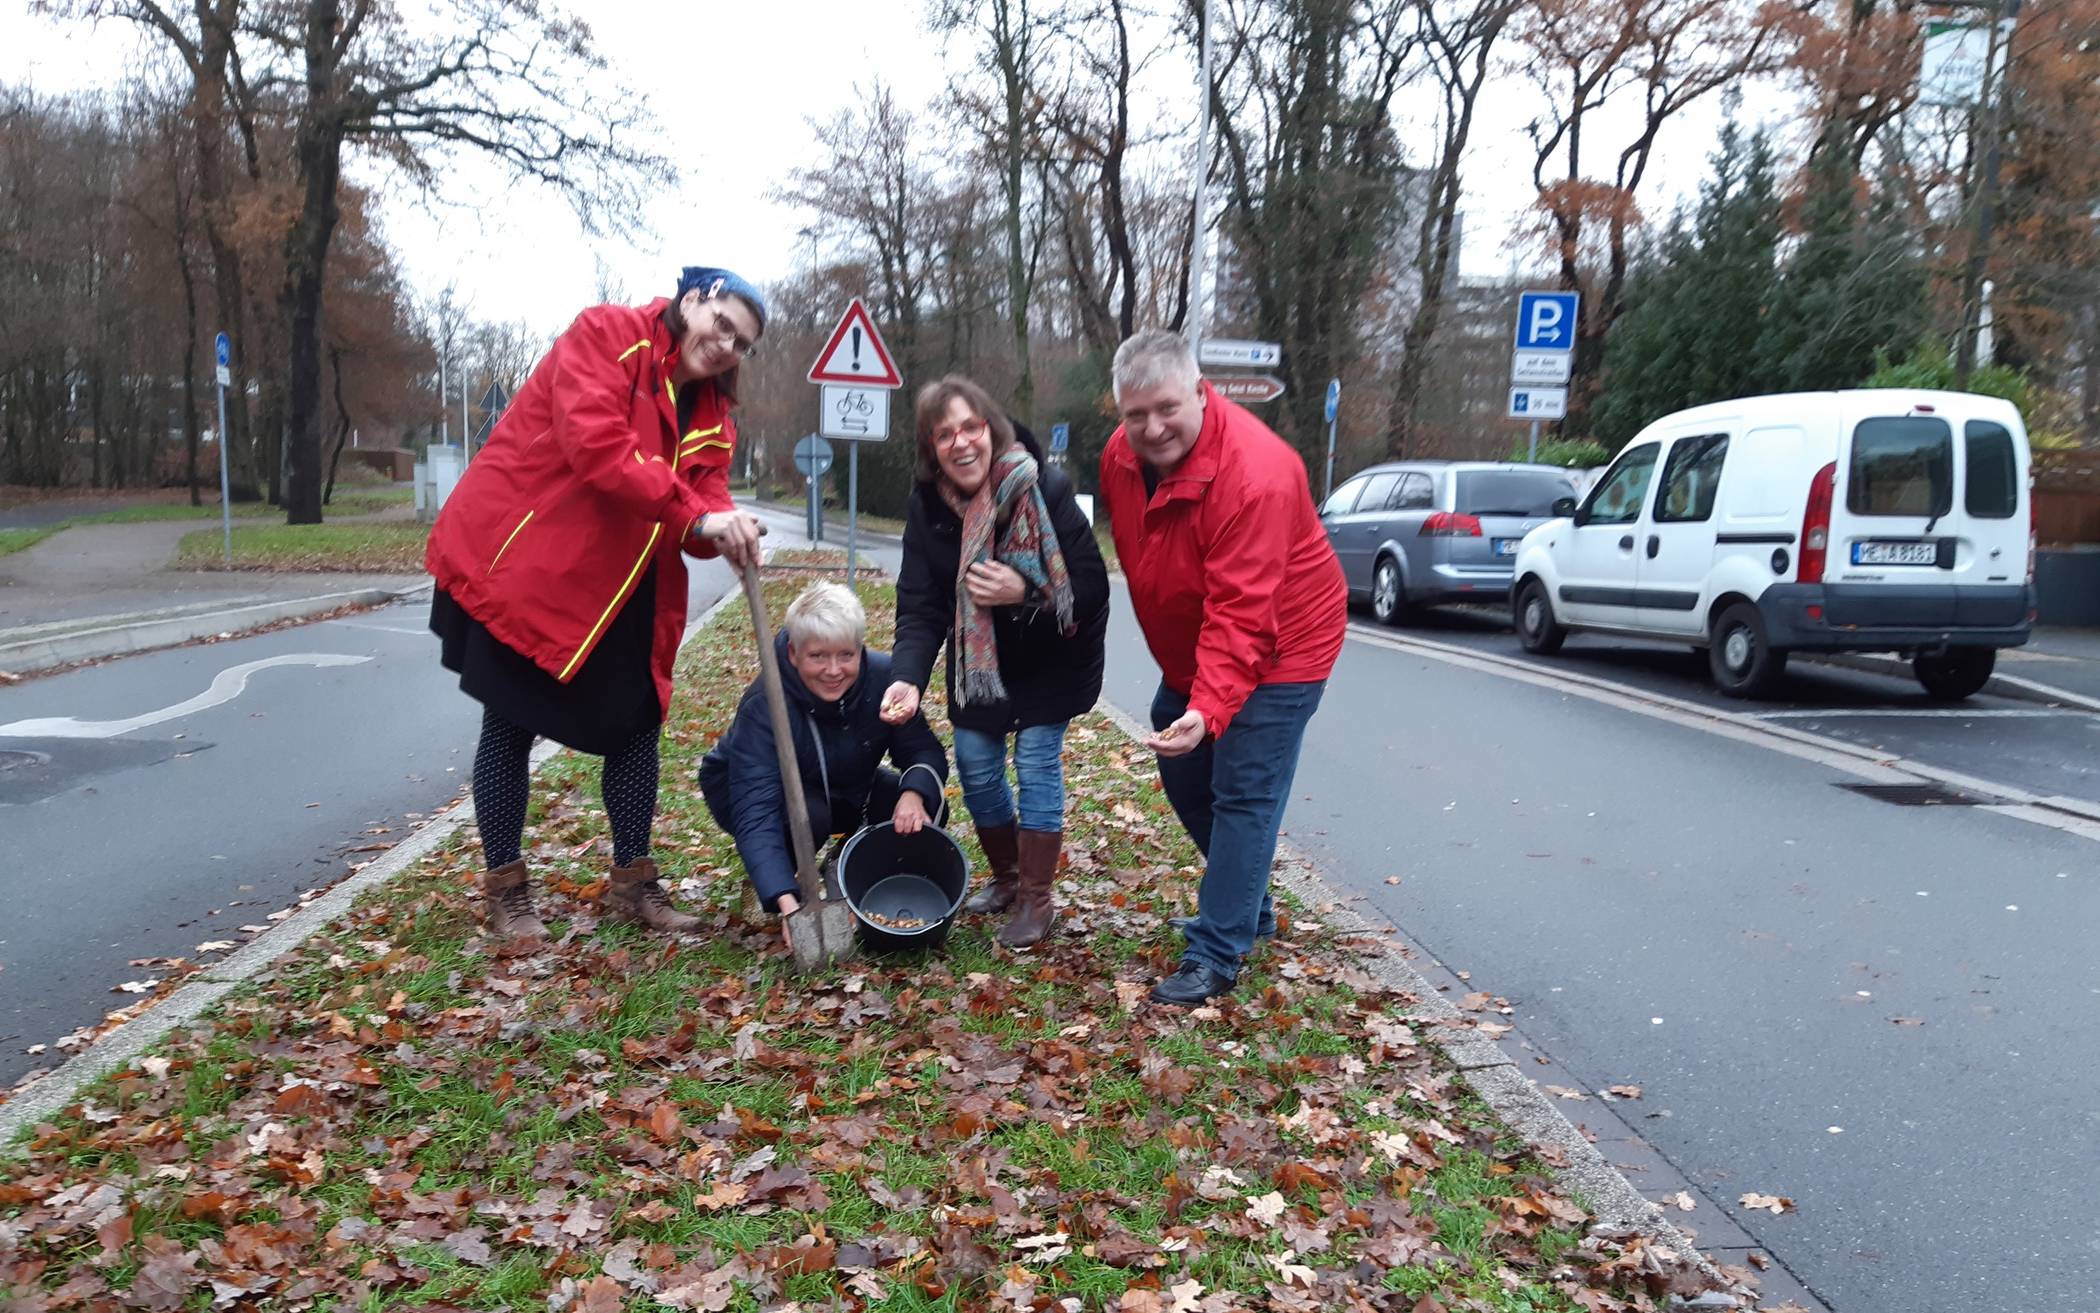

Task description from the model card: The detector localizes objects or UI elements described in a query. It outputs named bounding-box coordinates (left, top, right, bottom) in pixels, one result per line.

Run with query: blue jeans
left=951, top=722, right=1070, bottom=833
left=1152, top=680, right=1325, bottom=978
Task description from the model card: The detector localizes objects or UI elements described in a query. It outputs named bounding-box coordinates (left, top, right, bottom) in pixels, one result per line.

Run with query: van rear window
left=1964, top=421, right=2017, bottom=519
left=1848, top=418, right=1952, bottom=518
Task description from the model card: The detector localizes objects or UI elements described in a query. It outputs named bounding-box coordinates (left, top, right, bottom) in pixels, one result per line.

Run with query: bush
left=1863, top=342, right=2028, bottom=414
left=1507, top=437, right=1612, bottom=469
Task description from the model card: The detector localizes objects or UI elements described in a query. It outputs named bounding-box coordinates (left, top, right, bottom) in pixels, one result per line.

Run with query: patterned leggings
left=471, top=708, right=659, bottom=869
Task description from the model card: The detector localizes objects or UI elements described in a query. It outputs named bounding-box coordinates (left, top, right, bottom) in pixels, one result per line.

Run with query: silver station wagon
left=1320, top=461, right=1580, bottom=624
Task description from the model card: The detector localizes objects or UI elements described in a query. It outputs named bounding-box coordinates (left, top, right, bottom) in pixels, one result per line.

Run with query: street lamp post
left=1183, top=0, right=1215, bottom=353
left=1947, top=0, right=2023, bottom=388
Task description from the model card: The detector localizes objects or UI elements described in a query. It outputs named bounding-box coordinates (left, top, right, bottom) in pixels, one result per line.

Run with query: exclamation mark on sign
left=851, top=327, right=863, bottom=372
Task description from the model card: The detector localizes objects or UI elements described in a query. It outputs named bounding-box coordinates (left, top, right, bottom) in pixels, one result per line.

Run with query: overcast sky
left=4, top=2, right=1775, bottom=340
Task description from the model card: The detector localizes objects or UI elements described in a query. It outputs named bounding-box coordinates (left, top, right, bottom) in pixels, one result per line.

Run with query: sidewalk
left=0, top=517, right=424, bottom=671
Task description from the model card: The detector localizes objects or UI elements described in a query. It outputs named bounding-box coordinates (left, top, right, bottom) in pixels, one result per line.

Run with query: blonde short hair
left=783, top=581, right=865, bottom=648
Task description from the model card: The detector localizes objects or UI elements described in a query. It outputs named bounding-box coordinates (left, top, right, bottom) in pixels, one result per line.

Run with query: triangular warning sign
left=807, top=297, right=903, bottom=387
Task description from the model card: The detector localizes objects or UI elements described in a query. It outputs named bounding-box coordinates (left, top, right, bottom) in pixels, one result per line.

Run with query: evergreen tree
left=1592, top=117, right=1780, bottom=447
left=1754, top=129, right=1928, bottom=392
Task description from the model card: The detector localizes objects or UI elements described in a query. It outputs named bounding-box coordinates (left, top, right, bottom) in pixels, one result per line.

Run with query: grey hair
left=783, top=581, right=865, bottom=649
left=1111, top=329, right=1201, bottom=402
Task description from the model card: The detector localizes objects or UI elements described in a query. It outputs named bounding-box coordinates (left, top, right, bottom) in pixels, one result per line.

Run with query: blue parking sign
left=1514, top=291, right=1579, bottom=352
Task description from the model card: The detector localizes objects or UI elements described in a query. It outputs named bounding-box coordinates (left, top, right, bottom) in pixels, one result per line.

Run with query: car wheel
left=1370, top=556, right=1408, bottom=626
left=1914, top=647, right=1996, bottom=701
left=1514, top=579, right=1566, bottom=655
left=1707, top=601, right=1786, bottom=698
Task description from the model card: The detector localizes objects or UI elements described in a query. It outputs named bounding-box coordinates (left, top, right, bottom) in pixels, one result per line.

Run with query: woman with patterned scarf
left=883, top=377, right=1110, bottom=947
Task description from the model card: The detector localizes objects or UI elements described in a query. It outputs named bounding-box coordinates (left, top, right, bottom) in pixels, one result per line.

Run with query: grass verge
left=1, top=561, right=1717, bottom=1312
left=175, top=522, right=429, bottom=572
left=0, top=526, right=61, bottom=558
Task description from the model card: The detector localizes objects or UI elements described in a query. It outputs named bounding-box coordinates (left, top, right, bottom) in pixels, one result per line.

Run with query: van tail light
left=1799, top=461, right=1837, bottom=583
left=1420, top=512, right=1483, bottom=537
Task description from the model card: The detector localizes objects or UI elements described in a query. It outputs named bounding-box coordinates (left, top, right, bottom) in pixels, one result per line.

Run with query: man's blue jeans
left=1151, top=680, right=1325, bottom=979
left=952, top=722, right=1070, bottom=832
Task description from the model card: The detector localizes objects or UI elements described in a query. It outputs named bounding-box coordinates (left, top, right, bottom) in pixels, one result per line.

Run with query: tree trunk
left=177, top=228, right=204, bottom=506
left=281, top=0, right=345, bottom=526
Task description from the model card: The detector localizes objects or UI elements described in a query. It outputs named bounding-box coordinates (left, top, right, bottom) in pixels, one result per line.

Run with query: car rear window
left=1964, top=421, right=2017, bottom=519
left=1455, top=469, right=1573, bottom=516
left=1848, top=418, right=1952, bottom=517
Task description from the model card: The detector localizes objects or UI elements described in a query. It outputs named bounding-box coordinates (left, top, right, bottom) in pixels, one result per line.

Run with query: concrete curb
left=1090, top=696, right=1756, bottom=1309
left=0, top=583, right=430, bottom=675
left=1803, top=650, right=2100, bottom=714
left=0, top=577, right=750, bottom=1152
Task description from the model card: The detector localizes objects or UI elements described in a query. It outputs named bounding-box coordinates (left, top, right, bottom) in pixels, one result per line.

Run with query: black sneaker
left=1149, top=959, right=1236, bottom=1007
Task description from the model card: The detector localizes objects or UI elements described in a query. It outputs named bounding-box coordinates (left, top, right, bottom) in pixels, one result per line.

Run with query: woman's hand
left=965, top=561, right=1027, bottom=607
left=891, top=791, right=930, bottom=836
left=697, top=511, right=764, bottom=569
left=777, top=891, right=801, bottom=950
left=879, top=681, right=921, bottom=725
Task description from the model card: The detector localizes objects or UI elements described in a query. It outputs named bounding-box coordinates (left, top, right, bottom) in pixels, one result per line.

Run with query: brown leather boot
left=964, top=822, right=1021, bottom=915
left=998, top=829, right=1061, bottom=949
left=477, top=860, right=547, bottom=942
left=602, top=857, right=703, bottom=933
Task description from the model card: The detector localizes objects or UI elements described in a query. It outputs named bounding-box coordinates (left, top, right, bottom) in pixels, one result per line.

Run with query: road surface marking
left=0, top=653, right=371, bottom=739
left=328, top=620, right=434, bottom=637
left=1752, top=708, right=2087, bottom=720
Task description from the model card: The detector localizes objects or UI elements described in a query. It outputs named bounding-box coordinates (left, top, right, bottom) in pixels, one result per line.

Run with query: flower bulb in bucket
left=837, top=820, right=970, bottom=954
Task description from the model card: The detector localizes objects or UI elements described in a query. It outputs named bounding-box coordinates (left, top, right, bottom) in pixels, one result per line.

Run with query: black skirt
left=430, top=568, right=662, bottom=756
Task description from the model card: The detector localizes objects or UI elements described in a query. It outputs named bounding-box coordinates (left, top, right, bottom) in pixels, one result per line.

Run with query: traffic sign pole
left=1528, top=421, right=1540, bottom=464
left=847, top=445, right=859, bottom=588
left=1322, top=378, right=1341, bottom=501
left=214, top=332, right=233, bottom=565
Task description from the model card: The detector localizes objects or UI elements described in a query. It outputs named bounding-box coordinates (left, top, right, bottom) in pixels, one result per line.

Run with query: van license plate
left=1493, top=538, right=1518, bottom=557
left=1853, top=540, right=1937, bottom=566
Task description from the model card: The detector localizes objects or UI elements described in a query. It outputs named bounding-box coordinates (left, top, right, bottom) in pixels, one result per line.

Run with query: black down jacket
left=698, top=634, right=948, bottom=910
left=890, top=430, right=1110, bottom=735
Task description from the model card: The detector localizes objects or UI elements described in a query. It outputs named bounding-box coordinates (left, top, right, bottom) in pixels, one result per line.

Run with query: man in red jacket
left=1100, top=329, right=1347, bottom=1005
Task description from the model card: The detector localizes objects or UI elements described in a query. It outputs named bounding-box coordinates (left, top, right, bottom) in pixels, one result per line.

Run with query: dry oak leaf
left=1544, top=1085, right=1590, bottom=1101
left=129, top=1235, right=204, bottom=1311
left=1606, top=1084, right=1643, bottom=1099
left=1671, top=1191, right=1697, bottom=1213
left=1739, top=1192, right=1797, bottom=1215
left=577, top=1274, right=626, bottom=1313
left=1246, top=1191, right=1287, bottom=1225
left=692, top=1180, right=749, bottom=1212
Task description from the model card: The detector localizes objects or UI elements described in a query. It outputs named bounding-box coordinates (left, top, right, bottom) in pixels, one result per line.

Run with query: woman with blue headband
left=426, top=267, right=768, bottom=944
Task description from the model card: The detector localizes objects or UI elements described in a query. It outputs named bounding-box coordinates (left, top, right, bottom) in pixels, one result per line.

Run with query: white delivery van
left=1510, top=390, right=2033, bottom=699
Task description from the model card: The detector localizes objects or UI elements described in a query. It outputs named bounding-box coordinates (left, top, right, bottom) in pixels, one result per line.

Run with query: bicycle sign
left=819, top=384, right=890, bottom=441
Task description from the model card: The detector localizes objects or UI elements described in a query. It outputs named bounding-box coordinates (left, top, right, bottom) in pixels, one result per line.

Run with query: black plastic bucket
left=837, top=821, right=970, bottom=954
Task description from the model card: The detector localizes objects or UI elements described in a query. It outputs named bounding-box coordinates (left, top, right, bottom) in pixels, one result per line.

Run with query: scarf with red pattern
left=940, top=448, right=1075, bottom=706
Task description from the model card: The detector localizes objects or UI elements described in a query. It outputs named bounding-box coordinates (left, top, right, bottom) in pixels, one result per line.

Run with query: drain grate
left=1836, top=782, right=1985, bottom=807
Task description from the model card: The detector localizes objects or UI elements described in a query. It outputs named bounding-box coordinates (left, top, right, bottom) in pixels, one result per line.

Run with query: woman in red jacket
left=425, top=266, right=765, bottom=944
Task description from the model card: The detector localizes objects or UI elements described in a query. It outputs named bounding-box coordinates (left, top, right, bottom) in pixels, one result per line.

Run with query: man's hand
left=965, top=561, right=1027, bottom=607
left=697, top=510, right=764, bottom=569
left=777, top=891, right=801, bottom=950
left=891, top=790, right=930, bottom=835
left=879, top=680, right=920, bottom=725
left=1145, top=708, right=1206, bottom=757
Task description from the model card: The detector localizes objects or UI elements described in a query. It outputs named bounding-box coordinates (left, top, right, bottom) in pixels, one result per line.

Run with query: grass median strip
left=0, top=526, right=61, bottom=558
left=0, top=562, right=1715, bottom=1312
left=175, top=522, right=429, bottom=573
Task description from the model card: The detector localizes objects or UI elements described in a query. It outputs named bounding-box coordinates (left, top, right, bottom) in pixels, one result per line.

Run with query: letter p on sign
left=1515, top=291, right=1579, bottom=352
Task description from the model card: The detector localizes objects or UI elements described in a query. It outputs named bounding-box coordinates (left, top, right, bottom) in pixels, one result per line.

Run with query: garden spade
left=740, top=559, right=857, bottom=969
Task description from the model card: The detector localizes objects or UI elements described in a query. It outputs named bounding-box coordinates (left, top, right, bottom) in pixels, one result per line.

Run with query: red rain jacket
left=1100, top=383, right=1347, bottom=735
left=425, top=299, right=736, bottom=713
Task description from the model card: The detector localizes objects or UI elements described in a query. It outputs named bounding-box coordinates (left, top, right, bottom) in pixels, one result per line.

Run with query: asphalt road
left=1099, top=585, right=2097, bottom=1313
left=0, top=504, right=851, bottom=1090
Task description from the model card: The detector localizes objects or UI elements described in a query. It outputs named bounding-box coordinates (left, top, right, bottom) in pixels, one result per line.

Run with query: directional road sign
left=1198, top=338, right=1282, bottom=368
left=1508, top=387, right=1568, bottom=421
left=808, top=299, right=903, bottom=387
left=1206, top=374, right=1286, bottom=404
left=1514, top=291, right=1579, bottom=352
left=1049, top=423, right=1069, bottom=453
left=794, top=434, right=835, bottom=478
left=820, top=384, right=890, bottom=441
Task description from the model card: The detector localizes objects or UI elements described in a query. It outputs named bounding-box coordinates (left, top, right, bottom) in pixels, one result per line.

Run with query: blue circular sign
left=1324, top=378, right=1341, bottom=424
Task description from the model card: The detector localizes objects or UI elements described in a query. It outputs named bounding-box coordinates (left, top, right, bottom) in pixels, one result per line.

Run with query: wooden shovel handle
left=742, top=559, right=825, bottom=907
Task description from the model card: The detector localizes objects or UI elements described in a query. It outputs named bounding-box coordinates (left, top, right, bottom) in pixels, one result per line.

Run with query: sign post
left=794, top=434, right=834, bottom=543
left=1510, top=291, right=1578, bottom=462
left=1322, top=378, right=1341, bottom=501
left=809, top=298, right=904, bottom=587
left=1049, top=423, right=1069, bottom=467
left=213, top=332, right=233, bottom=565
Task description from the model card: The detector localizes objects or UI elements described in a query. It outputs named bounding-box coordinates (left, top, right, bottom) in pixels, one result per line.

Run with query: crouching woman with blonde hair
left=700, top=582, right=949, bottom=929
